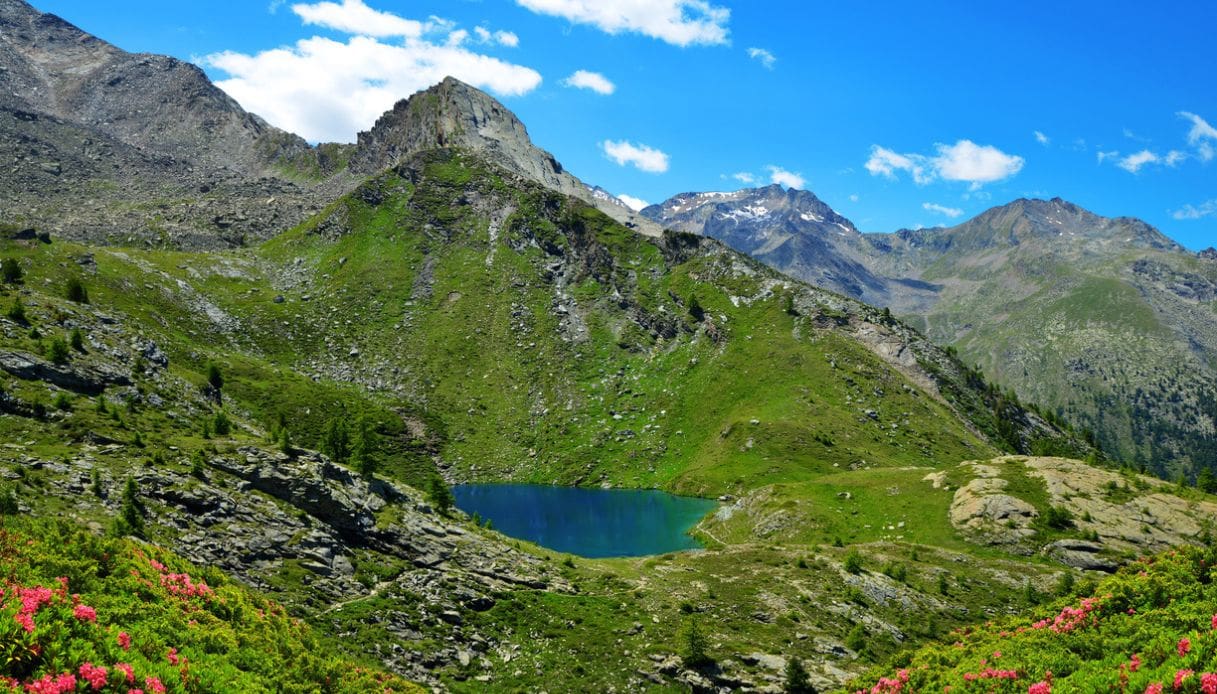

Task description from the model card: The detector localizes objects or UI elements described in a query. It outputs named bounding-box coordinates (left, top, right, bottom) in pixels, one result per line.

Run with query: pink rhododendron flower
left=114, top=663, right=135, bottom=684
left=1179, top=638, right=1192, bottom=657
left=73, top=604, right=97, bottom=623
left=1028, top=682, right=1051, bottom=694
left=1201, top=672, right=1217, bottom=694
left=117, top=631, right=131, bottom=650
left=1145, top=685, right=1163, bottom=694
left=1176, top=670, right=1195, bottom=689
left=14, top=612, right=34, bottom=633
left=144, top=676, right=166, bottom=694
left=23, top=673, right=77, bottom=694
left=78, top=663, right=108, bottom=691
left=166, top=647, right=179, bottom=666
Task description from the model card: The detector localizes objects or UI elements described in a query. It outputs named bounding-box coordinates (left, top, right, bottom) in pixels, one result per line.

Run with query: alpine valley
left=2, top=1, right=1217, bottom=693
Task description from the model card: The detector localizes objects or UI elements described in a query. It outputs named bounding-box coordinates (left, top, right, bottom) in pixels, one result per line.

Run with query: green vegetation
left=64, top=276, right=89, bottom=303
left=853, top=543, right=1217, bottom=693
left=0, top=516, right=421, bottom=692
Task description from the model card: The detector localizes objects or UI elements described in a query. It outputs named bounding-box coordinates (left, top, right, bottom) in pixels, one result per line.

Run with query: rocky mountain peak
left=0, top=0, right=308, bottom=173
left=350, top=77, right=546, bottom=175
left=350, top=76, right=661, bottom=234
left=965, top=197, right=1182, bottom=252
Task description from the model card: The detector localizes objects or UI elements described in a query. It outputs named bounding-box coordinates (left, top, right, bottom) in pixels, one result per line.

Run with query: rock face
left=348, top=77, right=662, bottom=236
left=26, top=443, right=565, bottom=688
left=0, top=349, right=131, bottom=394
left=0, top=0, right=306, bottom=172
left=947, top=456, right=1217, bottom=569
left=949, top=469, right=1039, bottom=549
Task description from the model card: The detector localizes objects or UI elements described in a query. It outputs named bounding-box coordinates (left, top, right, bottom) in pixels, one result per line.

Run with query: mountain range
left=2, top=0, right=1217, bottom=691
left=645, top=187, right=1217, bottom=475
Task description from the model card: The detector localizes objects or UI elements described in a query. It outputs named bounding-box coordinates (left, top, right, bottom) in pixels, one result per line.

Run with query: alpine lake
left=452, top=484, right=718, bottom=558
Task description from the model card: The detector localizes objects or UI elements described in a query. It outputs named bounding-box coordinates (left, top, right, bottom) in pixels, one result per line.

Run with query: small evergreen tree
left=69, top=327, right=85, bottom=352
left=351, top=416, right=377, bottom=477
left=201, top=418, right=212, bottom=439
left=5, top=296, right=25, bottom=323
left=784, top=657, right=816, bottom=694
left=52, top=392, right=71, bottom=411
left=322, top=416, right=351, bottom=464
left=65, top=276, right=89, bottom=303
left=90, top=469, right=103, bottom=498
left=429, top=476, right=454, bottom=515
left=1198, top=467, right=1217, bottom=494
left=114, top=477, right=145, bottom=538
left=937, top=572, right=950, bottom=595
left=843, top=550, right=863, bottom=574
left=205, top=362, right=224, bottom=391
left=1, top=258, right=22, bottom=284
left=845, top=623, right=867, bottom=653
left=681, top=616, right=713, bottom=669
left=213, top=411, right=232, bottom=436
left=278, top=427, right=293, bottom=455
left=0, top=485, right=18, bottom=515
left=191, top=450, right=207, bottom=479
left=784, top=293, right=798, bottom=316
left=44, top=336, right=69, bottom=364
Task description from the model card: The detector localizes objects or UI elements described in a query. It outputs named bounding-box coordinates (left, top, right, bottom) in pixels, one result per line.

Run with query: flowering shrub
left=0, top=518, right=422, bottom=693
left=852, top=544, right=1217, bottom=692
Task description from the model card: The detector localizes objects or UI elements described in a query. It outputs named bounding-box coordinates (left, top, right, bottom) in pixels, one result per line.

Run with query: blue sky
left=33, top=0, right=1217, bottom=249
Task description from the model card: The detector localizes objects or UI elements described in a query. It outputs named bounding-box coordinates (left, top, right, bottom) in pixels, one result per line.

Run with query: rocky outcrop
left=949, top=467, right=1038, bottom=548
left=0, top=349, right=131, bottom=394
left=948, top=456, right=1217, bottom=568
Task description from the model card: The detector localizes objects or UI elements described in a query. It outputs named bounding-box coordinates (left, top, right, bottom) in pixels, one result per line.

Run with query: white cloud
left=616, top=194, right=649, bottom=211
left=1096, top=150, right=1120, bottom=164
left=732, top=172, right=756, bottom=185
left=205, top=34, right=541, bottom=143
left=515, top=0, right=729, bottom=46
left=562, top=70, right=615, bottom=95
left=472, top=26, right=520, bottom=47
left=933, top=140, right=1024, bottom=188
left=1164, top=150, right=1187, bottom=167
left=747, top=47, right=775, bottom=69
left=767, top=165, right=804, bottom=189
left=922, top=202, right=964, bottom=218
left=1179, top=111, right=1217, bottom=161
left=849, top=194, right=859, bottom=203
left=1117, top=150, right=1159, bottom=173
left=601, top=140, right=669, bottom=173
left=865, top=140, right=1022, bottom=188
left=1172, top=199, right=1217, bottom=220
left=865, top=146, right=931, bottom=184
left=1034, top=130, right=1050, bottom=145
left=291, top=0, right=425, bottom=38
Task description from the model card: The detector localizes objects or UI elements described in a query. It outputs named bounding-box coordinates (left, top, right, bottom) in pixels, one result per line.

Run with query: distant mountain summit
left=643, top=185, right=929, bottom=308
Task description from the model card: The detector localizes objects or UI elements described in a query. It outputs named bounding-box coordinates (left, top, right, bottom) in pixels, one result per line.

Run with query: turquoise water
left=452, top=484, right=717, bottom=558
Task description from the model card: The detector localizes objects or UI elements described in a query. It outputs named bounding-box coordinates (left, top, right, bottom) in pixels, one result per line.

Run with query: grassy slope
left=0, top=516, right=421, bottom=693
left=916, top=245, right=1217, bottom=475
